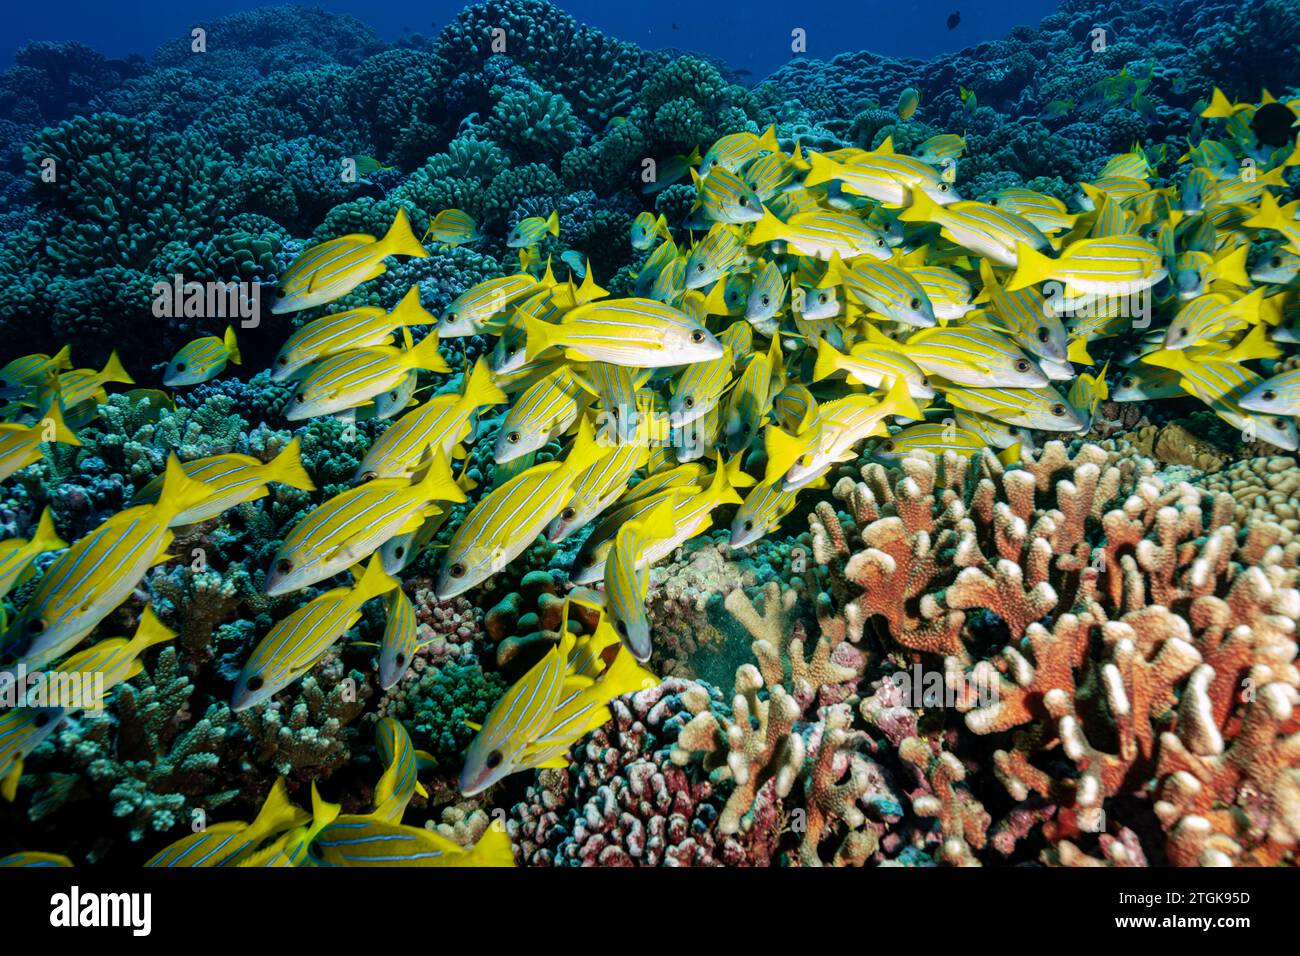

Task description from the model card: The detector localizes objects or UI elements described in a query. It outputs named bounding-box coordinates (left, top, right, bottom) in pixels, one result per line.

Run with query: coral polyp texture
left=0, top=0, right=1297, bottom=871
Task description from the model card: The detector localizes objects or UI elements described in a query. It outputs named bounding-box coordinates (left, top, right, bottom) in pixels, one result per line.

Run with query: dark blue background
left=2, top=0, right=1064, bottom=76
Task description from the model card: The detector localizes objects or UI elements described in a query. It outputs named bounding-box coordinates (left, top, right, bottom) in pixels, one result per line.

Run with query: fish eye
left=990, top=198, right=999, bottom=205
left=1263, top=390, right=1277, bottom=401
left=1015, top=360, right=1030, bottom=372
left=939, top=183, right=949, bottom=192
left=26, top=618, right=45, bottom=635
left=296, top=393, right=306, bottom=403
left=394, top=546, right=406, bottom=558
left=1036, top=327, right=1050, bottom=343
left=360, top=471, right=377, bottom=482
left=742, top=519, right=754, bottom=532
left=884, top=441, right=895, bottom=451
left=616, top=619, right=628, bottom=636
left=562, top=508, right=576, bottom=520
left=276, top=558, right=293, bottom=574
left=909, top=298, right=920, bottom=309
left=176, top=362, right=186, bottom=371
left=739, top=196, right=749, bottom=206
left=450, top=563, right=466, bottom=577
left=277, top=356, right=288, bottom=366
left=395, top=652, right=406, bottom=666
left=1272, top=257, right=1282, bottom=267
left=33, top=712, right=50, bottom=728
left=1273, top=418, right=1286, bottom=428
left=876, top=238, right=885, bottom=247
left=1122, top=378, right=1134, bottom=387
left=247, top=675, right=264, bottom=692
left=691, top=331, right=705, bottom=343
left=507, top=431, right=520, bottom=444
left=684, top=397, right=695, bottom=408
left=696, top=263, right=706, bottom=272
left=1051, top=403, right=1067, bottom=416
left=486, top=750, right=503, bottom=769
left=761, top=295, right=770, bottom=306
left=447, top=312, right=457, bottom=321
left=818, top=293, right=828, bottom=304
left=1178, top=328, right=1188, bottom=338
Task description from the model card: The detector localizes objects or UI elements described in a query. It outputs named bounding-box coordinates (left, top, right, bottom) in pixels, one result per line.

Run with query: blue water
left=2, top=0, right=1063, bottom=77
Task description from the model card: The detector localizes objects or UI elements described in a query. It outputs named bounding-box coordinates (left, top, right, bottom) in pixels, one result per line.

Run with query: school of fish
left=1, top=85, right=1299, bottom=867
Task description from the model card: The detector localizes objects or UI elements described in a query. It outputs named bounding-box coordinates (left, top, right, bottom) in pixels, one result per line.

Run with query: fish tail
left=219, top=326, right=241, bottom=367
left=100, top=350, right=134, bottom=386
left=562, top=415, right=608, bottom=478
left=757, top=124, right=780, bottom=154
left=390, top=285, right=436, bottom=327
left=263, top=436, right=316, bottom=491
left=30, top=507, right=67, bottom=552
left=302, top=781, right=342, bottom=850
left=1214, top=244, right=1250, bottom=286
left=763, top=424, right=811, bottom=481
left=351, top=553, right=401, bottom=605
left=897, top=186, right=938, bottom=222
left=811, top=337, right=846, bottom=382
left=408, top=330, right=450, bottom=373
left=802, top=150, right=841, bottom=188
left=1245, top=191, right=1288, bottom=232
left=51, top=344, right=72, bottom=371
left=2, top=760, right=22, bottom=802
left=461, top=824, right=516, bottom=867
left=247, top=778, right=311, bottom=844
left=521, top=312, right=558, bottom=362
left=154, top=454, right=213, bottom=522
left=597, top=644, right=660, bottom=700
left=545, top=210, right=560, bottom=237
left=882, top=374, right=924, bottom=422
left=1200, top=87, right=1238, bottom=119
left=706, top=453, right=743, bottom=506
left=1007, top=242, right=1055, bottom=292
left=653, top=214, right=671, bottom=241
left=460, top=357, right=508, bottom=411
left=130, top=605, right=178, bottom=653
left=724, top=452, right=756, bottom=488
left=36, top=402, right=81, bottom=447
left=747, top=206, right=786, bottom=246
left=380, top=208, right=430, bottom=260
left=415, top=449, right=467, bottom=504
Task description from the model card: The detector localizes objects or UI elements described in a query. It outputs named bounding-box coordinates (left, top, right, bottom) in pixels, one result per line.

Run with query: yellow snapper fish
left=690, top=165, right=765, bottom=224
left=163, top=326, right=241, bottom=387
left=355, top=357, right=506, bottom=481
left=0, top=455, right=213, bottom=670
left=313, top=812, right=514, bottom=867
left=235, top=555, right=399, bottom=709
left=146, top=778, right=309, bottom=866
left=0, top=851, right=73, bottom=867
left=370, top=717, right=435, bottom=819
left=698, top=126, right=780, bottom=177
left=1241, top=365, right=1300, bottom=417
left=724, top=337, right=784, bottom=453
left=745, top=260, right=788, bottom=328
left=573, top=363, right=656, bottom=445
left=811, top=338, right=934, bottom=399
left=522, top=298, right=723, bottom=368
left=378, top=468, right=474, bottom=574
left=804, top=147, right=960, bottom=207
left=271, top=208, right=428, bottom=314
left=1009, top=235, right=1167, bottom=295
left=908, top=263, right=975, bottom=321
left=506, top=210, right=560, bottom=249
left=916, top=133, right=967, bottom=169
left=1163, top=291, right=1263, bottom=349
left=871, top=323, right=1049, bottom=388
left=820, top=253, right=936, bottom=327
left=667, top=328, right=742, bottom=427
left=272, top=286, right=437, bottom=381
left=977, top=259, right=1071, bottom=376
left=747, top=207, right=891, bottom=261
left=685, top=224, right=745, bottom=288
left=742, top=150, right=798, bottom=202
left=898, top=190, right=1051, bottom=266
left=631, top=212, right=672, bottom=250
left=770, top=376, right=925, bottom=489
left=237, top=782, right=341, bottom=868
left=939, top=382, right=1088, bottom=432
left=603, top=497, right=677, bottom=661
left=0, top=346, right=72, bottom=401
left=0, top=508, right=66, bottom=601
left=436, top=418, right=610, bottom=599
left=729, top=471, right=827, bottom=548
left=494, top=366, right=589, bottom=464
left=1068, top=363, right=1110, bottom=432
left=869, top=421, right=989, bottom=462
left=771, top=382, right=820, bottom=433
left=569, top=460, right=744, bottom=585
left=0, top=706, right=66, bottom=801
left=284, top=330, right=449, bottom=421
left=1245, top=191, right=1300, bottom=256
left=265, top=450, right=465, bottom=596
left=54, top=351, right=134, bottom=409
left=459, top=626, right=655, bottom=795
left=439, top=270, right=551, bottom=338
left=988, top=189, right=1079, bottom=234
left=1142, top=346, right=1298, bottom=450
left=132, top=437, right=315, bottom=526
left=424, top=208, right=480, bottom=247
left=47, top=605, right=177, bottom=708
left=544, top=428, right=651, bottom=543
